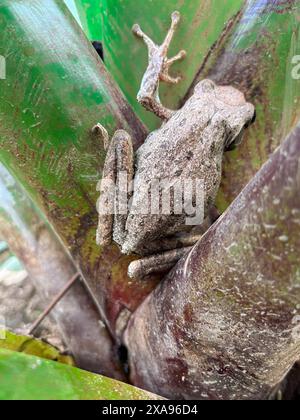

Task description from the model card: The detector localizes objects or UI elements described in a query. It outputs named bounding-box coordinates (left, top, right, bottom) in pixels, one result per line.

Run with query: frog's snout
left=245, top=109, right=256, bottom=128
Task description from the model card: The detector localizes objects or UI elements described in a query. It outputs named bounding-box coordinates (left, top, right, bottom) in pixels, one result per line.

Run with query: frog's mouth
left=225, top=110, right=256, bottom=152
left=246, top=109, right=257, bottom=128
left=225, top=129, right=245, bottom=151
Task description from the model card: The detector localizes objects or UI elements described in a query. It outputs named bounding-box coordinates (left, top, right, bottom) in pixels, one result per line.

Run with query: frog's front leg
left=95, top=125, right=134, bottom=248
left=133, top=11, right=186, bottom=121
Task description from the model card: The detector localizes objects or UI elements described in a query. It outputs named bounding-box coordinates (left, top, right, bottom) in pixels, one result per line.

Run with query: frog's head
left=194, top=80, right=256, bottom=151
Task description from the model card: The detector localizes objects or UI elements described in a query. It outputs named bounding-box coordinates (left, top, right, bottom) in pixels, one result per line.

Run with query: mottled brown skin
left=96, top=11, right=255, bottom=279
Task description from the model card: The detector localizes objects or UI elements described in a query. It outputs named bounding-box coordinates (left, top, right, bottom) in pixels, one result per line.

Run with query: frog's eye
left=194, top=79, right=216, bottom=95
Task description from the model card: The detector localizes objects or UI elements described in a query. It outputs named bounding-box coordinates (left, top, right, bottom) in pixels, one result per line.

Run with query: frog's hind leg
left=128, top=246, right=192, bottom=280
left=126, top=214, right=220, bottom=279
left=127, top=230, right=204, bottom=279
left=96, top=126, right=134, bottom=248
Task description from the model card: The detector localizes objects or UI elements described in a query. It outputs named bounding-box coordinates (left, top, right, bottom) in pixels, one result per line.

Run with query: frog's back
left=122, top=81, right=254, bottom=255
left=135, top=94, right=217, bottom=182
left=121, top=95, right=225, bottom=255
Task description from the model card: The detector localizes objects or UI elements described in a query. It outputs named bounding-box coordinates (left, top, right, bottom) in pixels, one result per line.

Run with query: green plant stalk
left=0, top=331, right=74, bottom=366
left=70, top=1, right=300, bottom=211
left=74, top=0, right=103, bottom=41
left=0, top=164, right=125, bottom=379
left=187, top=0, right=300, bottom=210
left=0, top=349, right=164, bottom=400
left=0, top=0, right=156, bottom=333
left=101, top=0, right=244, bottom=129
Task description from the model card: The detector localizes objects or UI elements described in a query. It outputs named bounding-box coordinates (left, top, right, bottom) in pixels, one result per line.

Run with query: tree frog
left=95, top=11, right=255, bottom=279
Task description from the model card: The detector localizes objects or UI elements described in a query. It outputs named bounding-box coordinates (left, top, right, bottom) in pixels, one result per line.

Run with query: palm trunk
left=0, top=0, right=153, bottom=336
left=0, top=164, right=125, bottom=381
left=125, top=122, right=300, bottom=400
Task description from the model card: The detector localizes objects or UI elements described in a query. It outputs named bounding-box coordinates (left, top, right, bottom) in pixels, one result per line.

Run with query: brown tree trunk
left=125, top=123, right=300, bottom=400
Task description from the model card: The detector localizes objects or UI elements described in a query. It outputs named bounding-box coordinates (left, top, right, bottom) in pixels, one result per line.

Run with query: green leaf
left=0, top=348, right=163, bottom=400
left=0, top=0, right=148, bottom=331
left=101, top=0, right=244, bottom=130
left=0, top=331, right=74, bottom=366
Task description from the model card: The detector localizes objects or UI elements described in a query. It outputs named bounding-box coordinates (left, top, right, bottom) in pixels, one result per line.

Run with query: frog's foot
left=133, top=11, right=186, bottom=120
left=126, top=213, right=221, bottom=279
left=161, top=49, right=187, bottom=84
left=132, top=11, right=184, bottom=61
left=128, top=246, right=192, bottom=280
